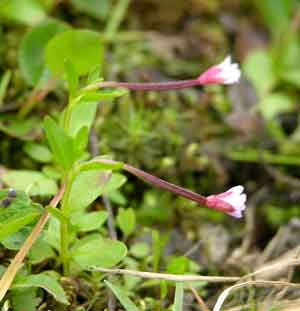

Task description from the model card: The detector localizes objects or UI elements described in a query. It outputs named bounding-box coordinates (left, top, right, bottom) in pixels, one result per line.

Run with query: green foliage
left=10, top=288, right=41, bottom=311
left=1, top=170, right=57, bottom=196
left=71, top=211, right=108, bottom=232
left=0, top=191, right=42, bottom=241
left=0, top=0, right=46, bottom=25
left=166, top=257, right=190, bottom=275
left=130, top=242, right=150, bottom=258
left=68, top=100, right=98, bottom=138
left=274, top=34, right=300, bottom=87
left=44, top=216, right=60, bottom=251
left=43, top=116, right=78, bottom=172
left=264, top=204, right=300, bottom=227
left=71, top=234, right=127, bottom=268
left=0, top=70, right=11, bottom=107
left=23, top=143, right=52, bottom=163
left=105, top=280, right=139, bottom=311
left=19, top=19, right=69, bottom=85
left=70, top=0, right=111, bottom=20
left=117, top=207, right=136, bottom=238
left=0, top=116, right=42, bottom=141
left=172, top=282, right=184, bottom=311
left=28, top=237, right=56, bottom=264
left=3, top=1, right=300, bottom=308
left=13, top=273, right=69, bottom=305
left=45, top=30, right=103, bottom=77
left=259, top=93, right=294, bottom=120
left=152, top=230, right=169, bottom=272
left=243, top=50, right=276, bottom=97
left=68, top=170, right=108, bottom=212
left=1, top=228, right=32, bottom=251
left=254, top=0, right=296, bottom=37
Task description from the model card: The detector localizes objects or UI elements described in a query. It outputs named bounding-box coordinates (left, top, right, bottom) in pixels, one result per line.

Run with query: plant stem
left=105, top=0, right=131, bottom=39
left=0, top=185, right=65, bottom=302
left=60, top=220, right=70, bottom=275
left=124, top=164, right=207, bottom=205
left=59, top=174, right=73, bottom=276
left=84, top=79, right=199, bottom=92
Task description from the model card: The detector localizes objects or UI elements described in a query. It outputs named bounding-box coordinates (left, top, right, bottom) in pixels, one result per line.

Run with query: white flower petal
left=215, top=56, right=241, bottom=84
left=218, top=56, right=232, bottom=69
left=228, top=185, right=244, bottom=195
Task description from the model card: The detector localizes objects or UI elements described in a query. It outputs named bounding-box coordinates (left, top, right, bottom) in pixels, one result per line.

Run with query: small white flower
left=206, top=185, right=247, bottom=218
left=197, top=55, right=241, bottom=85
left=216, top=56, right=241, bottom=84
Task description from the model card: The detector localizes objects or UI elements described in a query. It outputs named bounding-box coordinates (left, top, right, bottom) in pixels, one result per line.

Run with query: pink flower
left=197, top=56, right=241, bottom=85
left=206, top=186, right=247, bottom=218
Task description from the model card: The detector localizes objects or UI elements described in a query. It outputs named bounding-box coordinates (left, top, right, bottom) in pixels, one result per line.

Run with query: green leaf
left=71, top=211, right=108, bottom=232
left=13, top=273, right=69, bottom=305
left=274, top=35, right=300, bottom=87
left=71, top=234, right=127, bottom=268
left=166, top=257, right=189, bottom=275
left=152, top=230, right=169, bottom=272
left=44, top=116, right=76, bottom=171
left=79, top=88, right=128, bottom=102
left=68, top=165, right=125, bottom=213
left=45, top=30, right=103, bottom=77
left=0, top=192, right=42, bottom=241
left=47, top=206, right=68, bottom=223
left=44, top=216, right=60, bottom=250
left=28, top=238, right=56, bottom=264
left=68, top=170, right=111, bottom=212
left=23, top=143, right=52, bottom=163
left=74, top=126, right=89, bottom=152
left=70, top=0, right=111, bottom=20
left=0, top=116, right=42, bottom=141
left=259, top=93, right=294, bottom=120
left=130, top=242, right=150, bottom=258
left=117, top=208, right=136, bottom=238
left=0, top=70, right=11, bottom=107
left=243, top=49, right=276, bottom=96
left=19, top=19, right=69, bottom=85
left=227, top=147, right=300, bottom=166
left=103, top=174, right=127, bottom=194
left=254, top=0, right=294, bottom=36
left=77, top=158, right=124, bottom=173
left=65, top=59, right=79, bottom=97
left=172, top=282, right=184, bottom=311
left=2, top=170, right=58, bottom=196
left=42, top=166, right=62, bottom=180
left=1, top=227, right=31, bottom=250
left=68, top=100, right=98, bottom=138
left=0, top=0, right=46, bottom=25
left=10, top=288, right=41, bottom=311
left=104, top=280, right=139, bottom=311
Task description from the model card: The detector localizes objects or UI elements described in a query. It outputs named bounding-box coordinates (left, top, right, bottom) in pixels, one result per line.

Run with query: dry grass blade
left=0, top=184, right=65, bottom=302
left=242, top=258, right=300, bottom=280
left=213, top=280, right=300, bottom=311
left=189, top=286, right=210, bottom=311
left=91, top=267, right=240, bottom=283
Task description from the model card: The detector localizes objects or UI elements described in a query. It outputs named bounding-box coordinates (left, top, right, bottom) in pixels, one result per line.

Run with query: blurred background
left=1, top=0, right=300, bottom=308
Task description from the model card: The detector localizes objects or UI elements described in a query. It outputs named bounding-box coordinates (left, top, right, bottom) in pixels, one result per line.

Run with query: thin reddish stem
left=87, top=79, right=199, bottom=91
left=124, top=164, right=207, bottom=205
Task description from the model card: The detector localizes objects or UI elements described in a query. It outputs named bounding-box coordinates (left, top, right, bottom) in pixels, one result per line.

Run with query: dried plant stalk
left=0, top=184, right=65, bottom=302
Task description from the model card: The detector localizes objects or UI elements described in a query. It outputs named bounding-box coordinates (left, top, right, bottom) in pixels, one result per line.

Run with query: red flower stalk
left=86, top=56, right=240, bottom=92
left=124, top=164, right=247, bottom=218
